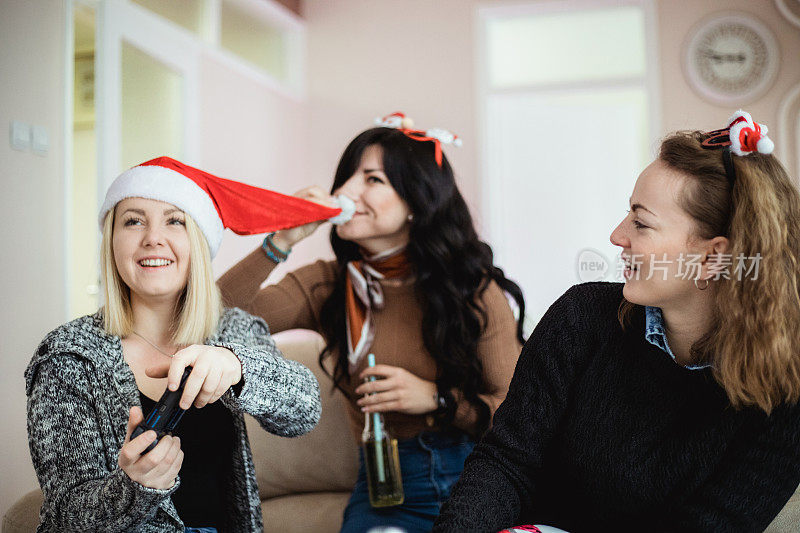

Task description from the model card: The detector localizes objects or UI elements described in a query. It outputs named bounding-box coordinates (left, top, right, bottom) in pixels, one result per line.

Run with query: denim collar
left=645, top=306, right=710, bottom=370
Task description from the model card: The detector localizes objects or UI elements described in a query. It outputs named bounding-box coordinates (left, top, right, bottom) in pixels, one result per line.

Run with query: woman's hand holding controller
left=146, top=345, right=243, bottom=409
left=119, top=406, right=184, bottom=490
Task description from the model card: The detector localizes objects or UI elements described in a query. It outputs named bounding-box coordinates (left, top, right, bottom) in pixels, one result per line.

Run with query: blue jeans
left=340, top=430, right=475, bottom=533
left=184, top=528, right=217, bottom=533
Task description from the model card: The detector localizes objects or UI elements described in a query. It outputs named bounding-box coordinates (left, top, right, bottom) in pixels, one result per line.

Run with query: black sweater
left=433, top=282, right=800, bottom=533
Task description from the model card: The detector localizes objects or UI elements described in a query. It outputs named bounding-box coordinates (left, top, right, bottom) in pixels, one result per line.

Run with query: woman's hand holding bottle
left=356, top=364, right=439, bottom=415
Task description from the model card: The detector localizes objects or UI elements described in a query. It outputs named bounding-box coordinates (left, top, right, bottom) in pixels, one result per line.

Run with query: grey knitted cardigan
left=25, top=307, right=322, bottom=533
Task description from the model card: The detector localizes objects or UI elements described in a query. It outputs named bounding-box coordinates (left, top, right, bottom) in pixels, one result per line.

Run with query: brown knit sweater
left=217, top=248, right=522, bottom=441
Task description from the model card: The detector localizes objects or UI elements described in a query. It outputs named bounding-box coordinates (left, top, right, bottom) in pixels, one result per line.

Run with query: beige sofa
left=4, top=330, right=800, bottom=532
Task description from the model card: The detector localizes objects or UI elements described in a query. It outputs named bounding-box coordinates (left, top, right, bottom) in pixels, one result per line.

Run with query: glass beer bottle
left=362, top=353, right=404, bottom=507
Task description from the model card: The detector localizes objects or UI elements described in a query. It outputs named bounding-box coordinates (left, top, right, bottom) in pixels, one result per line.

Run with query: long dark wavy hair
left=317, top=127, right=526, bottom=437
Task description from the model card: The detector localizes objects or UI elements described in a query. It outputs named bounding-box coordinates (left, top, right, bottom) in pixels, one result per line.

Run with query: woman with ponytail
left=435, top=111, right=800, bottom=532
left=218, top=114, right=526, bottom=532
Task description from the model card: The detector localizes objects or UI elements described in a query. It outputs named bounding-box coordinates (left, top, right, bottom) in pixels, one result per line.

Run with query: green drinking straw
left=367, top=353, right=386, bottom=483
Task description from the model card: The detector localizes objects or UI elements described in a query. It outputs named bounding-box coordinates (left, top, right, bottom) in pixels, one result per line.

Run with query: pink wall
left=303, top=0, right=482, bottom=229
left=201, top=0, right=800, bottom=282
left=657, top=0, right=800, bottom=177
left=200, top=54, right=338, bottom=279
left=304, top=0, right=800, bottom=232
left=199, top=55, right=315, bottom=276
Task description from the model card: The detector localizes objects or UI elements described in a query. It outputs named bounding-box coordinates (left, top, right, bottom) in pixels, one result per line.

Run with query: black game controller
left=131, top=367, right=192, bottom=454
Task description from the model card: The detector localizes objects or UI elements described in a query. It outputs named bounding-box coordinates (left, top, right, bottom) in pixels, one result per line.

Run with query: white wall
left=0, top=0, right=67, bottom=518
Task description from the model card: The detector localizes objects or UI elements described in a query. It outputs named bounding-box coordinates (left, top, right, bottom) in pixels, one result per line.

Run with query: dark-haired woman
left=218, top=117, right=526, bottom=531
left=434, top=111, right=800, bottom=532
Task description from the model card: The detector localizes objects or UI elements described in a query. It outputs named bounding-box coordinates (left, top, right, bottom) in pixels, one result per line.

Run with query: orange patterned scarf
left=344, top=246, right=412, bottom=370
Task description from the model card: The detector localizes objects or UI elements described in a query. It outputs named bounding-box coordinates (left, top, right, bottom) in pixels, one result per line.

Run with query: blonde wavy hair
left=100, top=205, right=222, bottom=345
left=619, top=131, right=800, bottom=414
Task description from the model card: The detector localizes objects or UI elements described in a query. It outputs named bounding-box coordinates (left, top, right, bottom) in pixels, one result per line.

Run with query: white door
left=479, top=1, right=659, bottom=326
left=67, top=0, right=201, bottom=317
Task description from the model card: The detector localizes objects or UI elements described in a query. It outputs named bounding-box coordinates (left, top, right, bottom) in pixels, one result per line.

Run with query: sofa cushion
left=247, top=330, right=359, bottom=500
left=260, top=491, right=351, bottom=533
left=6, top=485, right=800, bottom=533
left=2, top=489, right=42, bottom=533
left=765, top=483, right=800, bottom=532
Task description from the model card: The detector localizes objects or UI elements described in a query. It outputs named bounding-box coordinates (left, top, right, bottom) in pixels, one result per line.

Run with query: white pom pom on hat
left=328, top=194, right=356, bottom=225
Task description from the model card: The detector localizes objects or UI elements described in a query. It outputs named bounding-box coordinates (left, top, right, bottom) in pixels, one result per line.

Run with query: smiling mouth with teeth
left=139, top=258, right=174, bottom=267
left=622, top=256, right=640, bottom=274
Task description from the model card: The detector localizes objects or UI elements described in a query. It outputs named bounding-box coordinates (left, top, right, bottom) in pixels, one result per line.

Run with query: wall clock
left=775, top=0, right=800, bottom=29
left=683, top=13, right=779, bottom=106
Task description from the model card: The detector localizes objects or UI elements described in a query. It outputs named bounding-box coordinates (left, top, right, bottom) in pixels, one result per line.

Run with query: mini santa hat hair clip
left=99, top=156, right=352, bottom=258
left=701, top=110, right=774, bottom=156
left=374, top=111, right=462, bottom=167
left=700, top=110, right=774, bottom=184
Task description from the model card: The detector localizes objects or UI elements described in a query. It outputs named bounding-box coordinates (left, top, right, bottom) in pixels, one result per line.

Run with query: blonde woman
left=25, top=158, right=332, bottom=533
left=435, top=112, right=800, bottom=532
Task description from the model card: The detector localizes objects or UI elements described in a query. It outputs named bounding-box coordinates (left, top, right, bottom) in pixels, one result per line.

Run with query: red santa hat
left=99, top=156, right=344, bottom=257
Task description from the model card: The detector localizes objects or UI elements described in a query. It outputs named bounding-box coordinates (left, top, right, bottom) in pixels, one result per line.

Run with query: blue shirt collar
left=644, top=306, right=710, bottom=370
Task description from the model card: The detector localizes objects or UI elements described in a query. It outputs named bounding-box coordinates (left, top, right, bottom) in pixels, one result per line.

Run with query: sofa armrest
left=765, top=483, right=800, bottom=533
left=2, top=489, right=42, bottom=533
left=248, top=330, right=358, bottom=500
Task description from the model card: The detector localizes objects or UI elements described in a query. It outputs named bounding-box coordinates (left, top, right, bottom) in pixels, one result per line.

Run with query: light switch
left=10, top=120, right=30, bottom=151
left=31, top=125, right=49, bottom=155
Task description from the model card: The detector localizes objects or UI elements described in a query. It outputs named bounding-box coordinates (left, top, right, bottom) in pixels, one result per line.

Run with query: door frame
left=96, top=0, right=201, bottom=196
left=63, top=0, right=201, bottom=320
